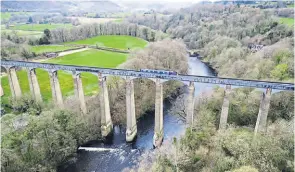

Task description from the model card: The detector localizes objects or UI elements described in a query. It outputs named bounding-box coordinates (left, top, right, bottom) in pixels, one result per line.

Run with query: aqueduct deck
left=1, top=60, right=294, bottom=147
left=2, top=60, right=294, bottom=90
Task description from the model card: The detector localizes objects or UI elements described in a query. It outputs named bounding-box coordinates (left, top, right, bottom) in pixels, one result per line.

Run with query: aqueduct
left=1, top=60, right=294, bottom=147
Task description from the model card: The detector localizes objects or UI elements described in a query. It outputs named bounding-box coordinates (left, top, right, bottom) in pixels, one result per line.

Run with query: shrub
left=1, top=107, right=101, bottom=171
left=10, top=95, right=43, bottom=115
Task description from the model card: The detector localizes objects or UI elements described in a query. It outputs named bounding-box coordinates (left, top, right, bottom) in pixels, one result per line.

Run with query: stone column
left=219, top=85, right=231, bottom=130
left=153, top=78, right=164, bottom=148
left=27, top=68, right=42, bottom=102
left=126, top=77, right=137, bottom=142
left=7, top=66, right=22, bottom=99
left=98, top=74, right=113, bottom=137
left=48, top=70, right=63, bottom=108
left=254, top=88, right=272, bottom=134
left=73, top=72, right=87, bottom=114
left=186, top=81, right=195, bottom=125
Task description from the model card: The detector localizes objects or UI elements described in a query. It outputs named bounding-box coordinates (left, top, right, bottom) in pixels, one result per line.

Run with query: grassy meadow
left=1, top=12, right=31, bottom=21
left=279, top=17, right=294, bottom=27
left=47, top=49, right=127, bottom=67
left=1, top=49, right=128, bottom=103
left=65, top=35, right=147, bottom=50
left=1, top=12, right=12, bottom=20
left=31, top=45, right=74, bottom=54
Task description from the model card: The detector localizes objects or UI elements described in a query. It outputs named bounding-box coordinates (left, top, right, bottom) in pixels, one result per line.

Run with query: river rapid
left=58, top=57, right=216, bottom=172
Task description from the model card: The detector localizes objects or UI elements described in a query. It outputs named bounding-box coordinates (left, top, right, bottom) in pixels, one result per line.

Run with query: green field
left=109, top=12, right=132, bottom=18
left=287, top=4, right=294, bottom=8
left=114, top=18, right=123, bottom=23
left=86, top=13, right=97, bottom=17
left=1, top=13, right=11, bottom=20
left=1, top=49, right=128, bottom=103
left=1, top=12, right=31, bottom=21
left=30, top=45, right=74, bottom=54
left=9, top=23, right=72, bottom=31
left=65, top=35, right=147, bottom=50
left=280, top=17, right=294, bottom=27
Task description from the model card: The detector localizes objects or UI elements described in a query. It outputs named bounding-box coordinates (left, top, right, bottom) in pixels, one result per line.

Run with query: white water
left=78, top=147, right=122, bottom=152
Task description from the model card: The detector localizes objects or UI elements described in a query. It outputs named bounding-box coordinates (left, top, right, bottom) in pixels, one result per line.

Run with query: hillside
left=1, top=0, right=122, bottom=13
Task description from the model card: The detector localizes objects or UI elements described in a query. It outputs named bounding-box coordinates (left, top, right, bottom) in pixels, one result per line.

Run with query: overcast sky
left=1, top=0, right=214, bottom=2
left=1, top=0, right=196, bottom=1
left=113, top=0, right=209, bottom=2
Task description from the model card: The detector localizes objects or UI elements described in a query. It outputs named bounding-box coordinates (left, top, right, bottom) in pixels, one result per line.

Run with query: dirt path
left=32, top=47, right=90, bottom=62
left=58, top=47, right=89, bottom=57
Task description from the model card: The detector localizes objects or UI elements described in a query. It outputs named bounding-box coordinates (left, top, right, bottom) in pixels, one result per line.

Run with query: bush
left=1, top=106, right=101, bottom=171
left=10, top=95, right=43, bottom=115
left=230, top=166, right=259, bottom=172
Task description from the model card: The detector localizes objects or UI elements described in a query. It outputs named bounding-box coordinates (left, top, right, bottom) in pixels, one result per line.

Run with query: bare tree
left=169, top=94, right=187, bottom=122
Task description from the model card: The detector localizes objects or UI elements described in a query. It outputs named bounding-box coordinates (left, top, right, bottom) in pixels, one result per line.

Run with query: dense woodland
left=49, top=22, right=166, bottom=43
left=1, top=2, right=294, bottom=172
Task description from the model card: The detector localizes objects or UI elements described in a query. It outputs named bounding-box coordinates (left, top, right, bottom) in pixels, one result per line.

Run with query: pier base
left=126, top=77, right=137, bottom=142
left=98, top=74, right=113, bottom=137
left=219, top=85, right=231, bottom=130
left=254, top=88, right=272, bottom=135
left=153, top=79, right=164, bottom=148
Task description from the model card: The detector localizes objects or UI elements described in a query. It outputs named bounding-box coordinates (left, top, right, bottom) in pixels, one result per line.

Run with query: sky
left=0, top=0, right=212, bottom=2
left=113, top=0, right=210, bottom=2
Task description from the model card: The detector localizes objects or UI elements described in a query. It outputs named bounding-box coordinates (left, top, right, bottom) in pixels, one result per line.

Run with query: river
left=58, top=57, right=216, bottom=172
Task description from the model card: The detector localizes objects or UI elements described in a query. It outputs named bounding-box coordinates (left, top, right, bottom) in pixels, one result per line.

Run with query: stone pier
left=27, top=68, right=42, bottom=102
left=7, top=67, right=22, bottom=99
left=49, top=70, right=64, bottom=108
left=254, top=88, right=272, bottom=134
left=126, top=76, right=137, bottom=142
left=73, top=72, right=87, bottom=114
left=153, top=78, right=163, bottom=148
left=98, top=74, right=113, bottom=137
left=0, top=83, right=4, bottom=97
left=186, top=81, right=195, bottom=125
left=219, top=85, right=231, bottom=130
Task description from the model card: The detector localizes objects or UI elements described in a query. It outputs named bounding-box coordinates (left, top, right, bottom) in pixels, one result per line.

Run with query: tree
left=169, top=94, right=187, bottom=121
left=39, top=29, right=51, bottom=45
left=20, top=46, right=34, bottom=60
left=270, top=63, right=289, bottom=80
left=28, top=16, right=33, bottom=23
left=44, top=29, right=51, bottom=39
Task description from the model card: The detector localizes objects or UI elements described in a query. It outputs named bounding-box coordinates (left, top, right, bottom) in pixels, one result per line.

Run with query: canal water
left=58, top=57, right=216, bottom=172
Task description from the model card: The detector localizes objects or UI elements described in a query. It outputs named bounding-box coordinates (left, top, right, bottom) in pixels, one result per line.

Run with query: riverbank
left=200, top=60, right=218, bottom=76
left=189, top=56, right=218, bottom=77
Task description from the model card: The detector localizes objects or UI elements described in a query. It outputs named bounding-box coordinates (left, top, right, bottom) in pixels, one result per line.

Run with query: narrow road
left=58, top=47, right=89, bottom=57
left=31, top=47, right=90, bottom=62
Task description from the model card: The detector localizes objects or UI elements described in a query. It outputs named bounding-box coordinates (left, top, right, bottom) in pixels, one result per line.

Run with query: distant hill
left=1, top=0, right=122, bottom=13
left=111, top=0, right=194, bottom=12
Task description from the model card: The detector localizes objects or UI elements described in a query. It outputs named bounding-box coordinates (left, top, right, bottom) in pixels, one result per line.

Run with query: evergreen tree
left=28, top=16, right=33, bottom=23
